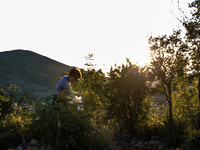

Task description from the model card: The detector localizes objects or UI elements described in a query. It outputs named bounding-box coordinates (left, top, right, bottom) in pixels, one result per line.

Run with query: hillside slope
left=0, top=50, right=71, bottom=97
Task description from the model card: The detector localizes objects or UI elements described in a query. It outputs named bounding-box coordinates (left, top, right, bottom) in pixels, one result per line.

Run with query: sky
left=0, top=0, right=193, bottom=73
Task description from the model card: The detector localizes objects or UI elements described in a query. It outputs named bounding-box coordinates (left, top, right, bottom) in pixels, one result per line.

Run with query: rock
left=15, top=146, right=23, bottom=150
left=148, top=140, right=162, bottom=149
left=27, top=146, right=38, bottom=150
left=130, top=137, right=138, bottom=145
left=30, top=139, right=38, bottom=146
left=135, top=141, right=145, bottom=149
left=159, top=144, right=164, bottom=150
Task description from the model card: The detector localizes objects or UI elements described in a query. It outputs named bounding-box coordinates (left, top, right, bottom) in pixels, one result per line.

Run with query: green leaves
left=182, top=1, right=200, bottom=72
left=105, top=60, right=150, bottom=136
left=32, top=104, right=112, bottom=150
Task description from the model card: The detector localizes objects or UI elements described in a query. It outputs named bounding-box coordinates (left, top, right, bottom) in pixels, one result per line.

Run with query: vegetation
left=31, top=103, right=112, bottom=150
left=105, top=59, right=150, bottom=137
left=0, top=85, right=112, bottom=150
left=148, top=30, right=189, bottom=145
left=1, top=0, right=200, bottom=149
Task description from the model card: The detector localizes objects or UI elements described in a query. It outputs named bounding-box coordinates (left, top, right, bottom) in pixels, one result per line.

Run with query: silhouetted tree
left=105, top=59, right=150, bottom=137
left=182, top=0, right=200, bottom=73
left=148, top=30, right=189, bottom=145
left=180, top=0, right=200, bottom=129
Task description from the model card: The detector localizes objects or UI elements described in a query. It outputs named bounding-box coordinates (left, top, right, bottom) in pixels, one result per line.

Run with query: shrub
left=0, top=106, right=32, bottom=149
left=31, top=102, right=112, bottom=150
left=105, top=59, right=150, bottom=137
left=181, top=129, right=200, bottom=150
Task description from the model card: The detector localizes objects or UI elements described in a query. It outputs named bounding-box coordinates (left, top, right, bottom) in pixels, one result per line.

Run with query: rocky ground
left=6, top=137, right=183, bottom=150
left=113, top=135, right=174, bottom=150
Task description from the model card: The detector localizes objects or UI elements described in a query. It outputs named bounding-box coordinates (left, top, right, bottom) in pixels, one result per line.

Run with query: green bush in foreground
left=31, top=103, right=112, bottom=150
left=0, top=106, right=32, bottom=149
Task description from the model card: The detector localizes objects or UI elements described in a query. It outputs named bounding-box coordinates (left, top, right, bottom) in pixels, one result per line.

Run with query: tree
left=148, top=30, right=189, bottom=145
left=76, top=68, right=107, bottom=116
left=172, top=77, right=199, bottom=129
left=73, top=54, right=108, bottom=127
left=105, top=59, right=150, bottom=137
left=180, top=0, right=200, bottom=130
left=0, top=86, right=10, bottom=120
left=183, top=0, right=200, bottom=72
left=0, top=84, right=21, bottom=120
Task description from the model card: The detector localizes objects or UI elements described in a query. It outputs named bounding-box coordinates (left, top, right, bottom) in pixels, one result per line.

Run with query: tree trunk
left=163, top=80, right=175, bottom=146
left=168, top=88, right=175, bottom=146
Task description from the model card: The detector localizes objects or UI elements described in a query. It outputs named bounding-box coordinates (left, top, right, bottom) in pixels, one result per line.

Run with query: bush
left=0, top=106, right=32, bottom=149
left=105, top=60, right=150, bottom=136
left=31, top=102, right=112, bottom=150
left=181, top=129, right=200, bottom=150
left=0, top=85, right=33, bottom=149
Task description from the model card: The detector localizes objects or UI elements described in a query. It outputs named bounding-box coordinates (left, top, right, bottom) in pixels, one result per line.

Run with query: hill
left=0, top=50, right=71, bottom=97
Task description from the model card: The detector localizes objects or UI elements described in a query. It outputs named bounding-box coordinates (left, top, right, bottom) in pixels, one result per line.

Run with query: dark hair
left=69, top=68, right=82, bottom=79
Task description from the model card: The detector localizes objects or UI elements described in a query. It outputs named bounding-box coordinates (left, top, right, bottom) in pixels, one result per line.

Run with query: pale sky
left=0, top=0, right=193, bottom=73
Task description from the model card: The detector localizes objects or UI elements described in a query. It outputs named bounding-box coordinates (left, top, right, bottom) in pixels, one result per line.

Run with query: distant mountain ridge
left=0, top=50, right=71, bottom=97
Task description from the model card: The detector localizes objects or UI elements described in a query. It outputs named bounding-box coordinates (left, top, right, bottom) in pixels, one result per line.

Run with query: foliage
left=74, top=56, right=152, bottom=138
left=16, top=88, right=35, bottom=105
left=180, top=129, right=200, bottom=150
left=0, top=86, right=12, bottom=120
left=0, top=84, right=23, bottom=121
left=0, top=103, right=32, bottom=149
left=182, top=0, right=200, bottom=72
left=105, top=59, right=150, bottom=137
left=149, top=30, right=189, bottom=80
left=0, top=83, right=112, bottom=150
left=0, top=85, right=35, bottom=148
left=173, top=77, right=199, bottom=129
left=31, top=103, right=112, bottom=150
left=2, top=2, right=200, bottom=146
left=147, top=76, right=200, bottom=146
left=148, top=30, right=189, bottom=145
left=84, top=53, right=96, bottom=67
left=73, top=67, right=109, bottom=129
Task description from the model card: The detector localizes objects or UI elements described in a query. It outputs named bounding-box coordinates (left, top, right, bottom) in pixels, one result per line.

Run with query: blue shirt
left=56, top=76, right=70, bottom=94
